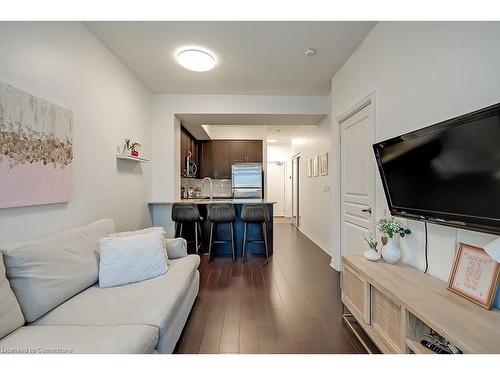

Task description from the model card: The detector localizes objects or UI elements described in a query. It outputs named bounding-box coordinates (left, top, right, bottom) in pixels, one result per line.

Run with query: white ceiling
left=177, top=113, right=325, bottom=140
left=85, top=21, right=376, bottom=95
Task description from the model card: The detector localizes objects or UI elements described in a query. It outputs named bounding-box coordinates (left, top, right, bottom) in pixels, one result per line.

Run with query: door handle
left=362, top=207, right=372, bottom=214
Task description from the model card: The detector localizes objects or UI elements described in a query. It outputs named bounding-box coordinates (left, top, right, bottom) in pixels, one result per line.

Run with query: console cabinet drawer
left=342, top=264, right=368, bottom=323
left=370, top=286, right=403, bottom=352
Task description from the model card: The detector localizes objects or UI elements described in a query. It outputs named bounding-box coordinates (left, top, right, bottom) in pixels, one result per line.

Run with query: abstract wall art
left=0, top=82, right=73, bottom=209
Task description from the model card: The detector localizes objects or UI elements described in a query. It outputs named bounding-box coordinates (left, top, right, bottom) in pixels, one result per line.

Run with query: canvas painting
left=0, top=82, right=73, bottom=208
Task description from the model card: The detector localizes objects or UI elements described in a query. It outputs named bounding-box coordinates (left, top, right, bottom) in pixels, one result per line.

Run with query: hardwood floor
left=175, top=223, right=366, bottom=354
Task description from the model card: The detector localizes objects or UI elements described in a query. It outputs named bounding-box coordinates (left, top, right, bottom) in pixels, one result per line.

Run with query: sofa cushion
left=165, top=238, right=188, bottom=259
left=0, top=219, right=115, bottom=322
left=35, top=255, right=200, bottom=337
left=99, top=230, right=168, bottom=288
left=0, top=325, right=158, bottom=354
left=110, top=227, right=169, bottom=259
left=0, top=253, right=24, bottom=340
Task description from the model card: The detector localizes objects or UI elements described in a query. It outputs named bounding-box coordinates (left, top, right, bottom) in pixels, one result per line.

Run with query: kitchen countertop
left=148, top=198, right=276, bottom=205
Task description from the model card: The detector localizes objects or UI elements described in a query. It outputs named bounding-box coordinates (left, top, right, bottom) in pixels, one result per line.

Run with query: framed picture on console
left=448, top=243, right=500, bottom=310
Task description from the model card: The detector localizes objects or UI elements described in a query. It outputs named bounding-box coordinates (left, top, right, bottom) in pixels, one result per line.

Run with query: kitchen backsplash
left=181, top=178, right=232, bottom=198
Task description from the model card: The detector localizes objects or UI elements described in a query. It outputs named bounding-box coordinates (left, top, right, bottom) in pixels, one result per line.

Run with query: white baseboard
left=329, top=258, right=336, bottom=269
left=298, top=226, right=333, bottom=257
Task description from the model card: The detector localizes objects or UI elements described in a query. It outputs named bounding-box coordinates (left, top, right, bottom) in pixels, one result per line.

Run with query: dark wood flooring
left=175, top=223, right=366, bottom=354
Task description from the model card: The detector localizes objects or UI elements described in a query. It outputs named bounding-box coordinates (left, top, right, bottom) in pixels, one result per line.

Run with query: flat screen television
left=373, top=102, right=500, bottom=235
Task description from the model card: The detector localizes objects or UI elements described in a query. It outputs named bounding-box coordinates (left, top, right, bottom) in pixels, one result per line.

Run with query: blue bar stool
left=207, top=203, right=236, bottom=262
left=241, top=204, right=270, bottom=263
left=171, top=203, right=202, bottom=254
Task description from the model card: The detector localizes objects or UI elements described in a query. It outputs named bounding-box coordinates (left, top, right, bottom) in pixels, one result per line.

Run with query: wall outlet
left=322, top=184, right=331, bottom=192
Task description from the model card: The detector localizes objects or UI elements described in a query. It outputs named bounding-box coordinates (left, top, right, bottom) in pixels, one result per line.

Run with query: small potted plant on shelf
left=124, top=139, right=141, bottom=157
left=362, top=232, right=380, bottom=261
left=377, top=217, right=411, bottom=264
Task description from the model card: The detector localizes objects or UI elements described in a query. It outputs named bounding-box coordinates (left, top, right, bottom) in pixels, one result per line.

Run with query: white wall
left=151, top=94, right=328, bottom=236
left=267, top=143, right=292, bottom=217
left=330, top=21, right=500, bottom=307
left=291, top=114, right=333, bottom=255
left=0, top=22, right=153, bottom=244
left=152, top=94, right=328, bottom=201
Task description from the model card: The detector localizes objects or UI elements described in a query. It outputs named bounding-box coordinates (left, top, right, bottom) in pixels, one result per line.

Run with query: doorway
left=339, top=98, right=375, bottom=257
left=291, top=155, right=300, bottom=227
left=267, top=161, right=286, bottom=217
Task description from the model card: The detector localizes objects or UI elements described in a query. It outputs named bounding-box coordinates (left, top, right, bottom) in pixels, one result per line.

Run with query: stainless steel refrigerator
left=231, top=163, right=263, bottom=199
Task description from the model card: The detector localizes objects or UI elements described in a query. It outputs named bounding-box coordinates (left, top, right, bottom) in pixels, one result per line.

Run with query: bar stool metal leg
left=230, top=222, right=236, bottom=263
left=195, top=222, right=202, bottom=254
left=194, top=222, right=199, bottom=255
left=175, top=222, right=178, bottom=238
left=262, top=222, right=269, bottom=262
left=242, top=222, right=248, bottom=263
left=208, top=222, right=214, bottom=262
left=179, top=223, right=183, bottom=237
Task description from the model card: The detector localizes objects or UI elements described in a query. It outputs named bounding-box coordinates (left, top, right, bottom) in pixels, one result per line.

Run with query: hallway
left=175, top=223, right=365, bottom=353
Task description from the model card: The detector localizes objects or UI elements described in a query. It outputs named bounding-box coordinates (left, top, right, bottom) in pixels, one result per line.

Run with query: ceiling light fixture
left=175, top=47, right=216, bottom=72
left=267, top=138, right=278, bottom=143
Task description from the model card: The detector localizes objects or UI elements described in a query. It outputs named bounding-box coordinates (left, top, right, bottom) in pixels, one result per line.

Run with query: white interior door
left=340, top=101, right=375, bottom=257
left=267, top=161, right=286, bottom=216
left=291, top=156, right=300, bottom=227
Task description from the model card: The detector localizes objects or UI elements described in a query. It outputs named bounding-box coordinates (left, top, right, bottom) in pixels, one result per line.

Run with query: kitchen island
left=148, top=199, right=275, bottom=259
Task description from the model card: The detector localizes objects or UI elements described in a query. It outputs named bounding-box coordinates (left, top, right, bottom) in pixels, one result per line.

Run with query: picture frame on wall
left=319, top=152, right=328, bottom=176
left=448, top=243, right=500, bottom=310
left=305, top=159, right=311, bottom=177
left=312, top=156, right=319, bottom=177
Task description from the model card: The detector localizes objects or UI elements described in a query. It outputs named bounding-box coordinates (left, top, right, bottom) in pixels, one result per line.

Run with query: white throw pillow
left=165, top=238, right=188, bottom=259
left=99, top=230, right=168, bottom=288
left=110, top=227, right=168, bottom=260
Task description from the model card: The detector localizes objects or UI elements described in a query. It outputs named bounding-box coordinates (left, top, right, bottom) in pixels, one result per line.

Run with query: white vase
left=363, top=248, right=381, bottom=261
left=381, top=238, right=401, bottom=264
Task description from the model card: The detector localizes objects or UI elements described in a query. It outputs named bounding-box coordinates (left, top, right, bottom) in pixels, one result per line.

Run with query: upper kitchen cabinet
left=245, top=140, right=263, bottom=163
left=200, top=141, right=232, bottom=179
left=212, top=141, right=231, bottom=179
left=230, top=140, right=263, bottom=164
left=180, top=126, right=199, bottom=177
left=229, top=141, right=247, bottom=163
left=199, top=140, right=263, bottom=178
left=199, top=141, right=213, bottom=178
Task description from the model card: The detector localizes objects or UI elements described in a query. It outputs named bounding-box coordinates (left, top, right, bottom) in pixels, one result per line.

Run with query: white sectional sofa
left=0, top=219, right=200, bottom=354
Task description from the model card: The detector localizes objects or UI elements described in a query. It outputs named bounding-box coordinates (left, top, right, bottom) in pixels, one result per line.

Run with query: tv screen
left=373, top=102, right=500, bottom=234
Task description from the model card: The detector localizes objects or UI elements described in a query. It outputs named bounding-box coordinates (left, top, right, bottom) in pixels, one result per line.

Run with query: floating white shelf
left=116, top=154, right=149, bottom=163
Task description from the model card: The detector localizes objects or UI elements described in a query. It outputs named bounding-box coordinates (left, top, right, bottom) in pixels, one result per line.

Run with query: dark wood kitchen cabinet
left=212, top=141, right=231, bottom=178
left=199, top=140, right=263, bottom=178
left=199, top=141, right=213, bottom=178
left=229, top=141, right=247, bottom=163
left=180, top=126, right=199, bottom=177
left=245, top=140, right=263, bottom=163
left=230, top=140, right=263, bottom=164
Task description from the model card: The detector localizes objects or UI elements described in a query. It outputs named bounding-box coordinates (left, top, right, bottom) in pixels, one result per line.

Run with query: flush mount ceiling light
left=267, top=138, right=278, bottom=143
left=175, top=47, right=216, bottom=72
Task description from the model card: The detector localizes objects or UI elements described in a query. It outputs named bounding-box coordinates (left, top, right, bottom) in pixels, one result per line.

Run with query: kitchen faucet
left=201, top=177, right=213, bottom=200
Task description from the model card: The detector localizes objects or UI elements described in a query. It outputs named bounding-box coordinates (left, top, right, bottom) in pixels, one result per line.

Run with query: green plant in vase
left=124, top=139, right=141, bottom=157
left=377, top=217, right=411, bottom=264
left=362, top=231, right=380, bottom=261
